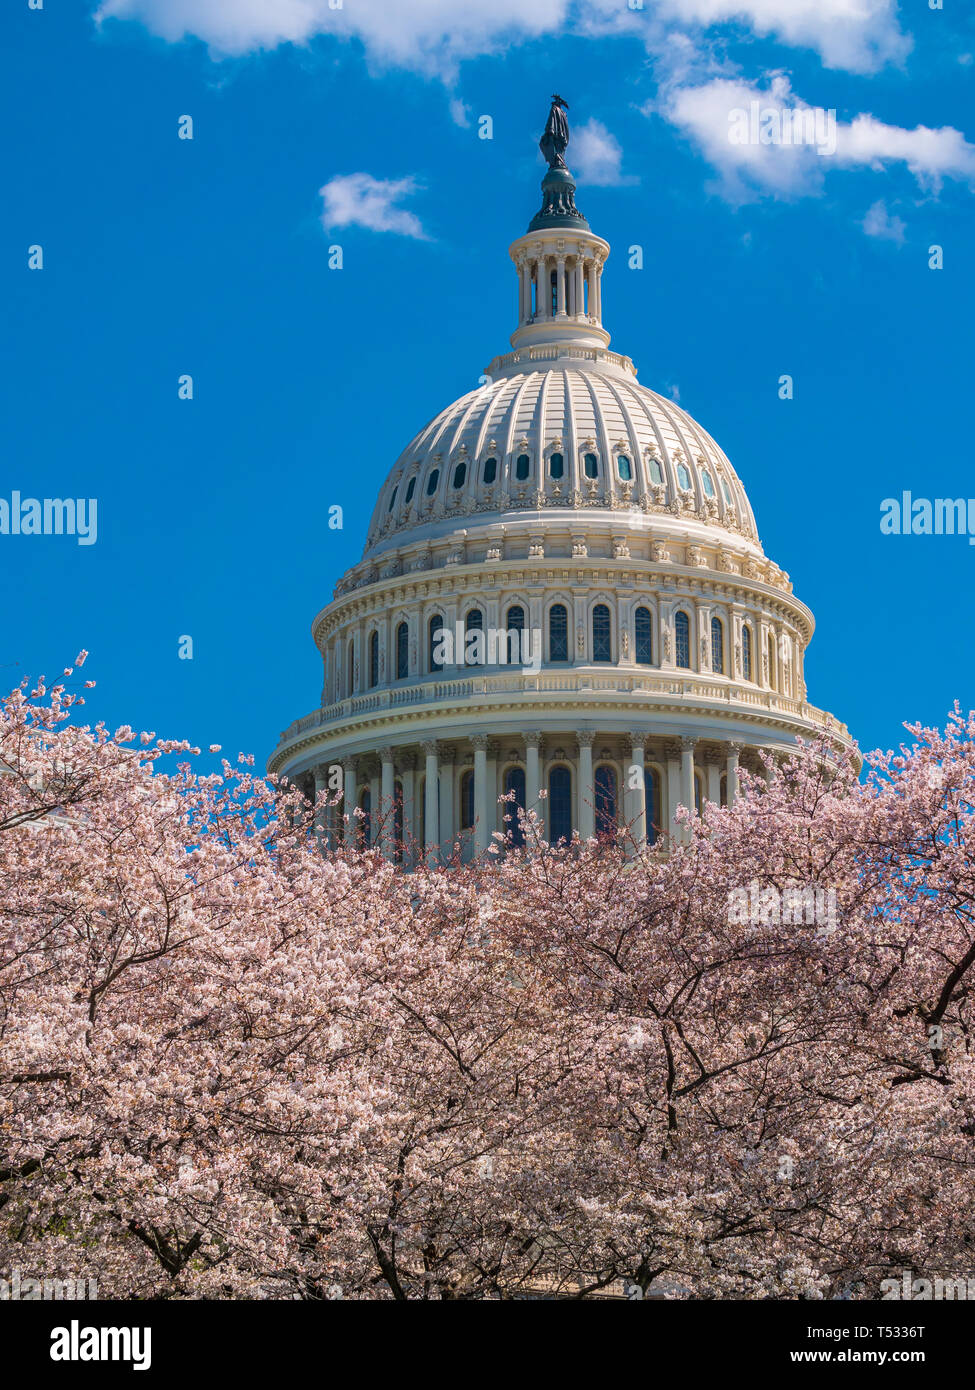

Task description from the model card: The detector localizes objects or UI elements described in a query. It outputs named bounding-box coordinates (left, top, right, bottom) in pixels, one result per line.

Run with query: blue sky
left=2, top=0, right=974, bottom=769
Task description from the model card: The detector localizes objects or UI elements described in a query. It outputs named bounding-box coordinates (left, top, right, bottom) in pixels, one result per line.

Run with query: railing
left=277, top=671, right=849, bottom=747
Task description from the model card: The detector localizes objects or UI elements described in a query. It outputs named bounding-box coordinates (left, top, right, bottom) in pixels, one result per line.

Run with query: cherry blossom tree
left=4, top=662, right=975, bottom=1298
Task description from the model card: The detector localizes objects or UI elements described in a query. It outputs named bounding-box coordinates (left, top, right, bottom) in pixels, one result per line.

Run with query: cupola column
left=556, top=254, right=567, bottom=316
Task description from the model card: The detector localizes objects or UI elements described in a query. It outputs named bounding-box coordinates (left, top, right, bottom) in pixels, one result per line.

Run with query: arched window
left=358, top=788, right=371, bottom=848
left=616, top=454, right=632, bottom=481
left=583, top=452, right=599, bottom=479
left=452, top=461, right=466, bottom=489
left=425, top=468, right=440, bottom=496
left=648, top=456, right=663, bottom=485
left=711, top=616, right=724, bottom=675
left=594, top=765, right=617, bottom=839
left=635, top=606, right=653, bottom=665
left=394, top=780, right=404, bottom=863
left=482, top=456, right=497, bottom=484
left=549, top=452, right=564, bottom=479
left=506, top=605, right=525, bottom=664
left=405, top=477, right=416, bottom=505
left=767, top=632, right=776, bottom=690
left=742, top=624, right=753, bottom=681
left=396, top=621, right=409, bottom=680
left=368, top=630, right=379, bottom=688
left=460, top=769, right=475, bottom=831
left=504, top=766, right=526, bottom=847
left=674, top=611, right=691, bottom=669
left=592, top=604, right=611, bottom=663
left=645, top=768, right=661, bottom=846
left=515, top=454, right=530, bottom=481
left=387, top=485, right=398, bottom=513
left=677, top=463, right=691, bottom=490
left=347, top=639, right=355, bottom=697
left=702, top=470, right=715, bottom=498
left=721, top=478, right=733, bottom=505
left=429, top=614, right=446, bottom=672
left=548, top=766, right=572, bottom=845
left=549, top=603, right=568, bottom=662
left=465, top=608, right=483, bottom=666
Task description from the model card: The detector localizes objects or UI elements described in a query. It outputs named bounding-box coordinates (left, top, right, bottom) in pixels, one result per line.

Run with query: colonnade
left=300, top=733, right=762, bottom=865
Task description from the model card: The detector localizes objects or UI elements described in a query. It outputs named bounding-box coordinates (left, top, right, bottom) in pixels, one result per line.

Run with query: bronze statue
left=539, top=94, right=570, bottom=171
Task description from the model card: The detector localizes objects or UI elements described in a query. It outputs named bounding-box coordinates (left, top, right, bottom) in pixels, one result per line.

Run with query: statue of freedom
left=539, top=94, right=570, bottom=171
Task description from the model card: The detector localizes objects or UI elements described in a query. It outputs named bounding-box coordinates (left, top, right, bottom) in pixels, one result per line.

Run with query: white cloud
left=319, top=173, right=428, bottom=238
left=659, top=73, right=975, bottom=201
left=861, top=199, right=905, bottom=242
left=448, top=98, right=472, bottom=129
left=93, top=0, right=910, bottom=76
left=653, top=0, right=910, bottom=74
left=570, top=119, right=636, bottom=187
left=94, top=0, right=569, bottom=75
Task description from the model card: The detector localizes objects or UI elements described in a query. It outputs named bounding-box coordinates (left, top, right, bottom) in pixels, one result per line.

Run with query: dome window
left=387, top=485, right=398, bottom=513
left=368, top=631, right=379, bottom=689
left=648, top=456, right=664, bottom=485
left=721, top=478, right=733, bottom=505
left=482, top=456, right=497, bottom=485
left=583, top=453, right=599, bottom=479
left=405, top=477, right=416, bottom=505
left=426, top=468, right=440, bottom=497
left=674, top=611, right=691, bottom=669
left=616, top=454, right=632, bottom=481
left=429, top=614, right=446, bottom=672
left=711, top=616, right=724, bottom=675
left=549, top=603, right=568, bottom=662
left=742, top=624, right=753, bottom=681
left=452, top=461, right=467, bottom=489
left=396, top=621, right=409, bottom=680
left=635, top=606, right=653, bottom=665
left=677, top=463, right=691, bottom=490
left=548, top=766, right=572, bottom=845
left=515, top=453, right=531, bottom=481
left=702, top=471, right=715, bottom=498
left=549, top=452, right=564, bottom=479
left=592, top=604, right=611, bottom=663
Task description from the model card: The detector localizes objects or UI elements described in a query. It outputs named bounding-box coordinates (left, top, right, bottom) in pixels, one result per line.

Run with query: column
left=680, top=738, right=696, bottom=836
left=486, top=741, right=498, bottom=848
left=665, top=739, right=681, bottom=842
left=380, top=747, right=395, bottom=860
left=594, top=258, right=602, bottom=321
left=400, top=753, right=416, bottom=868
left=627, top=737, right=647, bottom=851
left=705, top=748, right=721, bottom=806
left=726, top=742, right=742, bottom=806
left=368, top=766, right=380, bottom=848
left=422, top=740, right=439, bottom=866
left=525, top=732, right=541, bottom=834
left=439, top=744, right=456, bottom=864
left=586, top=260, right=596, bottom=320
left=472, top=735, right=489, bottom=855
left=342, top=757, right=357, bottom=846
left=577, top=731, right=595, bottom=840
left=535, top=258, right=548, bottom=319
left=555, top=255, right=567, bottom=316
left=518, top=258, right=529, bottom=322
left=313, top=764, right=329, bottom=852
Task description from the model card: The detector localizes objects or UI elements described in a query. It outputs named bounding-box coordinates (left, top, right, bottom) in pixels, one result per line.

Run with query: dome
left=270, top=96, right=853, bottom=863
left=363, top=357, right=760, bottom=562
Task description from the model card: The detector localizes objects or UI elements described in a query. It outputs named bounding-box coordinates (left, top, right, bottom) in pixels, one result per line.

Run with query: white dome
left=364, top=352, right=759, bottom=561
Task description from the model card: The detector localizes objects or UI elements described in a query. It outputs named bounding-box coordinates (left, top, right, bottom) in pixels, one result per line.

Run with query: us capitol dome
left=269, top=97, right=853, bottom=861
